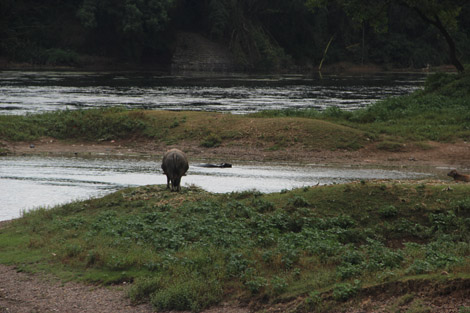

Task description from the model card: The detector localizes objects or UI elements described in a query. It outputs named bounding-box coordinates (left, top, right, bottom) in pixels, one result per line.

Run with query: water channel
left=0, top=155, right=433, bottom=221
left=0, top=71, right=432, bottom=221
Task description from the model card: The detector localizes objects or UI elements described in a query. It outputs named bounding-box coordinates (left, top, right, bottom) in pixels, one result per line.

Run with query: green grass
left=252, top=71, right=470, bottom=143
left=1, top=72, right=469, bottom=152
left=2, top=182, right=470, bottom=311
left=0, top=107, right=369, bottom=152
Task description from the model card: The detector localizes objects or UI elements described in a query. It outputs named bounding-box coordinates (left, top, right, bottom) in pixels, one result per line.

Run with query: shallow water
left=0, top=71, right=426, bottom=115
left=0, top=155, right=432, bottom=221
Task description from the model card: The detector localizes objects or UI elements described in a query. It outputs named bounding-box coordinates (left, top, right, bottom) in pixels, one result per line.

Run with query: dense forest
left=1, top=0, right=469, bottom=71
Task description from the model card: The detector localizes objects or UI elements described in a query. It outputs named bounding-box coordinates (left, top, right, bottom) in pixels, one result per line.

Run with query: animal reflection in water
left=161, top=149, right=189, bottom=192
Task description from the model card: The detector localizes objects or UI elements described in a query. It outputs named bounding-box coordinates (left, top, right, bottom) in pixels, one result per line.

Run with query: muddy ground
left=4, top=138, right=470, bottom=168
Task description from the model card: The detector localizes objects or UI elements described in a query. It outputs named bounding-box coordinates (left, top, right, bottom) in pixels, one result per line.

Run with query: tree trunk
left=412, top=8, right=465, bottom=73
left=318, top=33, right=335, bottom=73
left=431, top=14, right=465, bottom=73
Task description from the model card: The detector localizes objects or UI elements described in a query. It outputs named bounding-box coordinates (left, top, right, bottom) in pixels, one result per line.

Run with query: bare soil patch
left=0, top=264, right=153, bottom=313
left=4, top=138, right=470, bottom=169
left=0, top=263, right=248, bottom=313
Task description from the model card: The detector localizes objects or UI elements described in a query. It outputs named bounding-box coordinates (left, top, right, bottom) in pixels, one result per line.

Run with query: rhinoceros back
left=162, top=149, right=189, bottom=191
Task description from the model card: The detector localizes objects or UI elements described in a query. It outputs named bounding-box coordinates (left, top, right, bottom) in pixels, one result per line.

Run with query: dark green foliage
left=42, top=49, right=80, bottom=66
left=43, top=108, right=147, bottom=140
left=0, top=108, right=147, bottom=141
left=200, top=133, right=222, bottom=148
left=252, top=71, right=470, bottom=143
left=2, top=0, right=469, bottom=69
left=1, top=0, right=174, bottom=64
left=379, top=205, right=398, bottom=218
left=424, top=72, right=470, bottom=98
left=76, top=0, right=174, bottom=61
left=150, top=276, right=223, bottom=311
left=332, top=281, right=360, bottom=302
left=3, top=183, right=470, bottom=311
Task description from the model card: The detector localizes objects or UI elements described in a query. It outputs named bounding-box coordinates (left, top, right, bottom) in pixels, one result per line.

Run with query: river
left=0, top=155, right=432, bottom=221
left=0, top=71, right=426, bottom=115
left=0, top=70, right=430, bottom=221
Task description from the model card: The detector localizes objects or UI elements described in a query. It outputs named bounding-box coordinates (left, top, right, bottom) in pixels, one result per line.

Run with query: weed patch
left=2, top=182, right=470, bottom=311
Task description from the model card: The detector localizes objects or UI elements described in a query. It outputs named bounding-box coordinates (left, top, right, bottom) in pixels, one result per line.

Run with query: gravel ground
left=0, top=264, right=154, bottom=313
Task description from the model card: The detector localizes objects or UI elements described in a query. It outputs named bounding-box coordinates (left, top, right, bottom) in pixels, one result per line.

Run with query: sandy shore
left=4, top=138, right=470, bottom=169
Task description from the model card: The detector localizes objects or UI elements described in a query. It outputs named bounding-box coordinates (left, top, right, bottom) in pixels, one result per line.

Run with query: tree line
left=1, top=0, right=469, bottom=71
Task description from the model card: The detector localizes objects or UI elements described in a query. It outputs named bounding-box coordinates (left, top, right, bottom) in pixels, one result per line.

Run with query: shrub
left=378, top=205, right=399, bottom=218
left=337, top=263, right=363, bottom=280
left=424, top=72, right=456, bottom=93
left=64, top=243, right=83, bottom=257
left=305, top=291, right=323, bottom=311
left=425, top=71, right=470, bottom=98
left=226, top=253, right=250, bottom=278
left=252, top=198, right=275, bottom=213
left=365, top=239, right=404, bottom=270
left=43, top=108, right=146, bottom=140
left=200, top=133, right=222, bottom=147
left=129, top=276, right=163, bottom=303
left=332, top=281, right=360, bottom=302
left=270, top=276, right=288, bottom=296
left=151, top=278, right=222, bottom=311
left=288, top=196, right=310, bottom=208
left=245, top=276, right=268, bottom=294
left=406, top=259, right=433, bottom=275
left=44, top=48, right=80, bottom=65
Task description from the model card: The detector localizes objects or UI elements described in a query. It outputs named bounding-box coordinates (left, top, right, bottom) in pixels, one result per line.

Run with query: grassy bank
left=1, top=72, right=469, bottom=155
left=251, top=71, right=470, bottom=148
left=1, top=182, right=470, bottom=312
left=0, top=108, right=368, bottom=152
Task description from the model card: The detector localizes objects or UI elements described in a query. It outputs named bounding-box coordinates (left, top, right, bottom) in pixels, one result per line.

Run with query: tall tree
left=77, top=0, right=175, bottom=60
left=306, top=0, right=466, bottom=72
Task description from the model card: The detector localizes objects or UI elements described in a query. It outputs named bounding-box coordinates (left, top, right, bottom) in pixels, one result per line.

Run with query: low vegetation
left=1, top=72, right=469, bottom=154
left=1, top=182, right=470, bottom=312
left=0, top=107, right=368, bottom=152
left=1, top=72, right=470, bottom=311
left=251, top=70, right=470, bottom=144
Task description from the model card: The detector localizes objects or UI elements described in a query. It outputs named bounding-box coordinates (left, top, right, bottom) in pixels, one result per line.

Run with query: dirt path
left=0, top=264, right=154, bottom=313
left=2, top=259, right=470, bottom=313
left=0, top=264, right=248, bottom=313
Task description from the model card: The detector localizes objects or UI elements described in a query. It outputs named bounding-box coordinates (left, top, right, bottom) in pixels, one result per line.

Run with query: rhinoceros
left=161, top=149, right=189, bottom=191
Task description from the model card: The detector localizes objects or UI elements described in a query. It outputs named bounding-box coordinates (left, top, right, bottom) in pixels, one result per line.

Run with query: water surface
left=0, top=155, right=431, bottom=221
left=0, top=71, right=426, bottom=115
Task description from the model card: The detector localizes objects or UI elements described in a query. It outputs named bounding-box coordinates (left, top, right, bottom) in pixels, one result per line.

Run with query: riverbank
left=1, top=70, right=470, bottom=312
left=3, top=136, right=470, bottom=170
left=2, top=181, right=470, bottom=313
left=0, top=57, right=458, bottom=74
left=2, top=70, right=469, bottom=167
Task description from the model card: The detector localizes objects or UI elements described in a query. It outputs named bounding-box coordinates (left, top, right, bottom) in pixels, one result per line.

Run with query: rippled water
left=0, top=155, right=431, bottom=221
left=0, top=71, right=426, bottom=115
left=0, top=71, right=431, bottom=221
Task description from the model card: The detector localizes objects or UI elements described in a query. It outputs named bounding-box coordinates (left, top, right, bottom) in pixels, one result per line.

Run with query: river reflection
left=0, top=155, right=431, bottom=221
left=0, top=71, right=425, bottom=115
